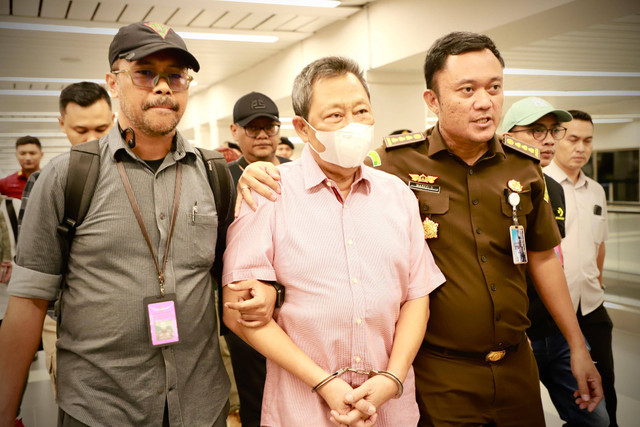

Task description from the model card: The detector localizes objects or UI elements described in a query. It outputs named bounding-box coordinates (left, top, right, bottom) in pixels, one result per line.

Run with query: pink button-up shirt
left=223, top=145, right=444, bottom=427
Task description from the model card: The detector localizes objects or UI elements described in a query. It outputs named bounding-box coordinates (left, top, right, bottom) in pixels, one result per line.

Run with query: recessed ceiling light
left=0, top=22, right=278, bottom=43
left=505, top=90, right=640, bottom=97
left=218, top=0, right=340, bottom=7
left=505, top=68, right=640, bottom=78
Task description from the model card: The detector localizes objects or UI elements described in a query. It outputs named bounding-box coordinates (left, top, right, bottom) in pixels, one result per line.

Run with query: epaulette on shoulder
left=502, top=135, right=540, bottom=161
left=383, top=132, right=426, bottom=151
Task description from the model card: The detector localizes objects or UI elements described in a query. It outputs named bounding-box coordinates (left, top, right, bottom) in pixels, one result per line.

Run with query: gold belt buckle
left=485, top=350, right=506, bottom=362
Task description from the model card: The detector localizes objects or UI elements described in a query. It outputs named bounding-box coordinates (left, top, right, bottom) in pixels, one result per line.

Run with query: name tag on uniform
left=144, top=294, right=180, bottom=347
left=510, top=225, right=528, bottom=264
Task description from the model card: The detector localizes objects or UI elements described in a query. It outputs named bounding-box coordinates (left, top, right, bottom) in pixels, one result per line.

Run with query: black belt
left=422, top=338, right=522, bottom=363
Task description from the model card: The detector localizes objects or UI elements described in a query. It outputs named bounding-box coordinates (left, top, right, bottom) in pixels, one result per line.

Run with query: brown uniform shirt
left=366, top=125, right=561, bottom=353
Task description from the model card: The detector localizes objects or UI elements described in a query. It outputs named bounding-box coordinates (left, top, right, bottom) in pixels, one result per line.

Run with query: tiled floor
left=19, top=321, right=640, bottom=426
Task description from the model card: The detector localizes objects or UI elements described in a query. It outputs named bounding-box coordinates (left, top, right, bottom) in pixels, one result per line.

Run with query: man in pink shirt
left=222, top=56, right=444, bottom=427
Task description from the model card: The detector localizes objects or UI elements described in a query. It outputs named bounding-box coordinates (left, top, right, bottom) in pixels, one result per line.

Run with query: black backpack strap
left=57, top=139, right=101, bottom=270
left=4, top=199, right=18, bottom=243
left=196, top=147, right=236, bottom=334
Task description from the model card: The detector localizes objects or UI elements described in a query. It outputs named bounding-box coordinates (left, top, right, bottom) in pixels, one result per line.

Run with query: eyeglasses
left=112, top=69, right=193, bottom=92
left=510, top=125, right=567, bottom=141
left=243, top=123, right=280, bottom=138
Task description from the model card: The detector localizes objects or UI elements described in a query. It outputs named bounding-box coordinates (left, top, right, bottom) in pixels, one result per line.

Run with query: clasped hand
left=319, top=374, right=399, bottom=426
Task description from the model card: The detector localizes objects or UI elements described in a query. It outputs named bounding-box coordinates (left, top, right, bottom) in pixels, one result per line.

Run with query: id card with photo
left=143, top=294, right=180, bottom=347
left=509, top=225, right=528, bottom=264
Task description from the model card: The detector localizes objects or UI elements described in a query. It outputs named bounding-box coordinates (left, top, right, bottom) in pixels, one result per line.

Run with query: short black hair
left=389, top=129, right=412, bottom=135
left=227, top=141, right=241, bottom=151
left=424, top=31, right=504, bottom=93
left=16, top=135, right=42, bottom=149
left=567, top=109, right=593, bottom=124
left=59, top=82, right=112, bottom=115
left=278, top=137, right=294, bottom=150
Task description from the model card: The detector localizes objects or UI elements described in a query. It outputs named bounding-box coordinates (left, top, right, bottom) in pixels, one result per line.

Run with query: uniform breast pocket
left=500, top=189, right=533, bottom=225
left=418, top=191, right=450, bottom=248
left=186, top=212, right=218, bottom=268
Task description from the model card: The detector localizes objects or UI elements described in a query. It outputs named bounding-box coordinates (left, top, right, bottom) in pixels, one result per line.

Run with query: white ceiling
left=1, top=0, right=639, bottom=174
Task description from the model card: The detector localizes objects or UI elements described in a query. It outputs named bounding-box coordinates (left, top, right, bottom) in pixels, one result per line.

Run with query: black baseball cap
left=233, top=92, right=279, bottom=127
left=109, top=22, right=200, bottom=72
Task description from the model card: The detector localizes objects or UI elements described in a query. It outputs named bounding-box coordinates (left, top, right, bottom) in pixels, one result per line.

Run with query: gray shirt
left=10, top=125, right=230, bottom=426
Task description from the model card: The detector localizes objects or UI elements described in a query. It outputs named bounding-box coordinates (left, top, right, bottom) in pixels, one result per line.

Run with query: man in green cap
left=502, top=97, right=609, bottom=427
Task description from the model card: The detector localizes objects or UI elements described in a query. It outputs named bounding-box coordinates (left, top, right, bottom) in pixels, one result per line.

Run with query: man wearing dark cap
left=0, top=21, right=243, bottom=426
left=228, top=92, right=290, bottom=183
left=225, top=91, right=290, bottom=427
left=276, top=137, right=295, bottom=159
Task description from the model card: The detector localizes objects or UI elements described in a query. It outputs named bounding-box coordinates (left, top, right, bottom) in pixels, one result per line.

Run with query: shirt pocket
left=500, top=188, right=533, bottom=225
left=186, top=212, right=217, bottom=269
left=418, top=190, right=450, bottom=249
left=591, top=214, right=607, bottom=244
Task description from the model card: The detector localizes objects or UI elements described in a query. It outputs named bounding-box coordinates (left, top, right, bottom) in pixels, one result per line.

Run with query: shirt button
left=469, top=169, right=474, bottom=175
left=352, top=278, right=359, bottom=284
left=159, top=213, right=166, bottom=220
left=498, top=342, right=504, bottom=347
left=476, top=227, right=482, bottom=234
left=355, top=356, right=361, bottom=363
left=472, top=199, right=479, bottom=205
left=326, top=182, right=332, bottom=187
left=490, top=283, right=497, bottom=291
left=347, top=239, right=354, bottom=246
left=157, top=387, right=164, bottom=394
left=356, top=318, right=362, bottom=325
left=481, top=255, right=487, bottom=262
left=496, top=314, right=502, bottom=321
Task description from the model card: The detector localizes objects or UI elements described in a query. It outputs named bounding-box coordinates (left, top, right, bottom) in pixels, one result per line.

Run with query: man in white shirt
left=544, top=109, right=617, bottom=427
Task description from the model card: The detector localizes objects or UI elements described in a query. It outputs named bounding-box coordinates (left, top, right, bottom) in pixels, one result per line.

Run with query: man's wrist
left=263, top=280, right=285, bottom=307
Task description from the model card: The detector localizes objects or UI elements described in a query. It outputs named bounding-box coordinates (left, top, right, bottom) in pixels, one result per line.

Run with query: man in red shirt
left=0, top=136, right=43, bottom=199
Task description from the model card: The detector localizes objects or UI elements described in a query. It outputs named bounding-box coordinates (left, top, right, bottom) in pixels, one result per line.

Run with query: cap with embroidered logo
left=109, top=21, right=200, bottom=72
left=233, top=92, right=280, bottom=127
left=502, top=97, right=572, bottom=133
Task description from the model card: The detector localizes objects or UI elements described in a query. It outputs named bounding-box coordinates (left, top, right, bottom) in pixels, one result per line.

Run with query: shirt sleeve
left=404, top=186, right=445, bottom=301
left=525, top=165, right=562, bottom=252
left=222, top=190, right=278, bottom=286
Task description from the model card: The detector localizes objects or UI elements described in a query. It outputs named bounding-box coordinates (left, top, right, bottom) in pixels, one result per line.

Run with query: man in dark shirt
left=228, top=92, right=290, bottom=185
left=503, top=97, right=609, bottom=426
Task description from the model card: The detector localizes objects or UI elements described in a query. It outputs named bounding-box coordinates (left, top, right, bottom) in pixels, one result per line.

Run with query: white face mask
left=306, top=120, right=376, bottom=169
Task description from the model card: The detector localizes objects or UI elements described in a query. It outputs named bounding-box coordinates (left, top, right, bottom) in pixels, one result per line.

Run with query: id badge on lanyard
left=507, top=192, right=528, bottom=264
left=144, top=294, right=180, bottom=347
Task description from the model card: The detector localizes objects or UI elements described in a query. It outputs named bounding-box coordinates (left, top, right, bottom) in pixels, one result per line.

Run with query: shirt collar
left=301, top=144, right=372, bottom=194
left=427, top=123, right=505, bottom=160
left=544, top=160, right=588, bottom=188
left=108, top=122, right=195, bottom=163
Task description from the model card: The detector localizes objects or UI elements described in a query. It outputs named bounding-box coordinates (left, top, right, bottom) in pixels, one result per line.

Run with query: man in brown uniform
left=365, top=32, right=602, bottom=426
left=233, top=31, right=603, bottom=427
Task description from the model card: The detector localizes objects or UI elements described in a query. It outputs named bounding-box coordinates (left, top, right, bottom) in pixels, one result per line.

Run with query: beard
left=119, top=94, right=183, bottom=137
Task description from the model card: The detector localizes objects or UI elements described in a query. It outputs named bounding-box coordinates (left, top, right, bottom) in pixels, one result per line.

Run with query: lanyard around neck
left=116, top=158, right=182, bottom=297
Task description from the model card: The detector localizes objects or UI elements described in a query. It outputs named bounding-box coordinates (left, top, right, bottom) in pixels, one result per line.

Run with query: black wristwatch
left=264, top=281, right=285, bottom=308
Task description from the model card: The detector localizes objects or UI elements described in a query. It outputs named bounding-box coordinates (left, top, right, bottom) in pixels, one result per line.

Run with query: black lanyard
left=116, top=158, right=182, bottom=297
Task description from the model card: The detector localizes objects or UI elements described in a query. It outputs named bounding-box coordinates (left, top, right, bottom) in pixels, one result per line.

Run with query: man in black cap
left=228, top=92, right=290, bottom=183
left=0, top=21, right=250, bottom=426
left=276, top=137, right=295, bottom=159
left=225, top=91, right=289, bottom=427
